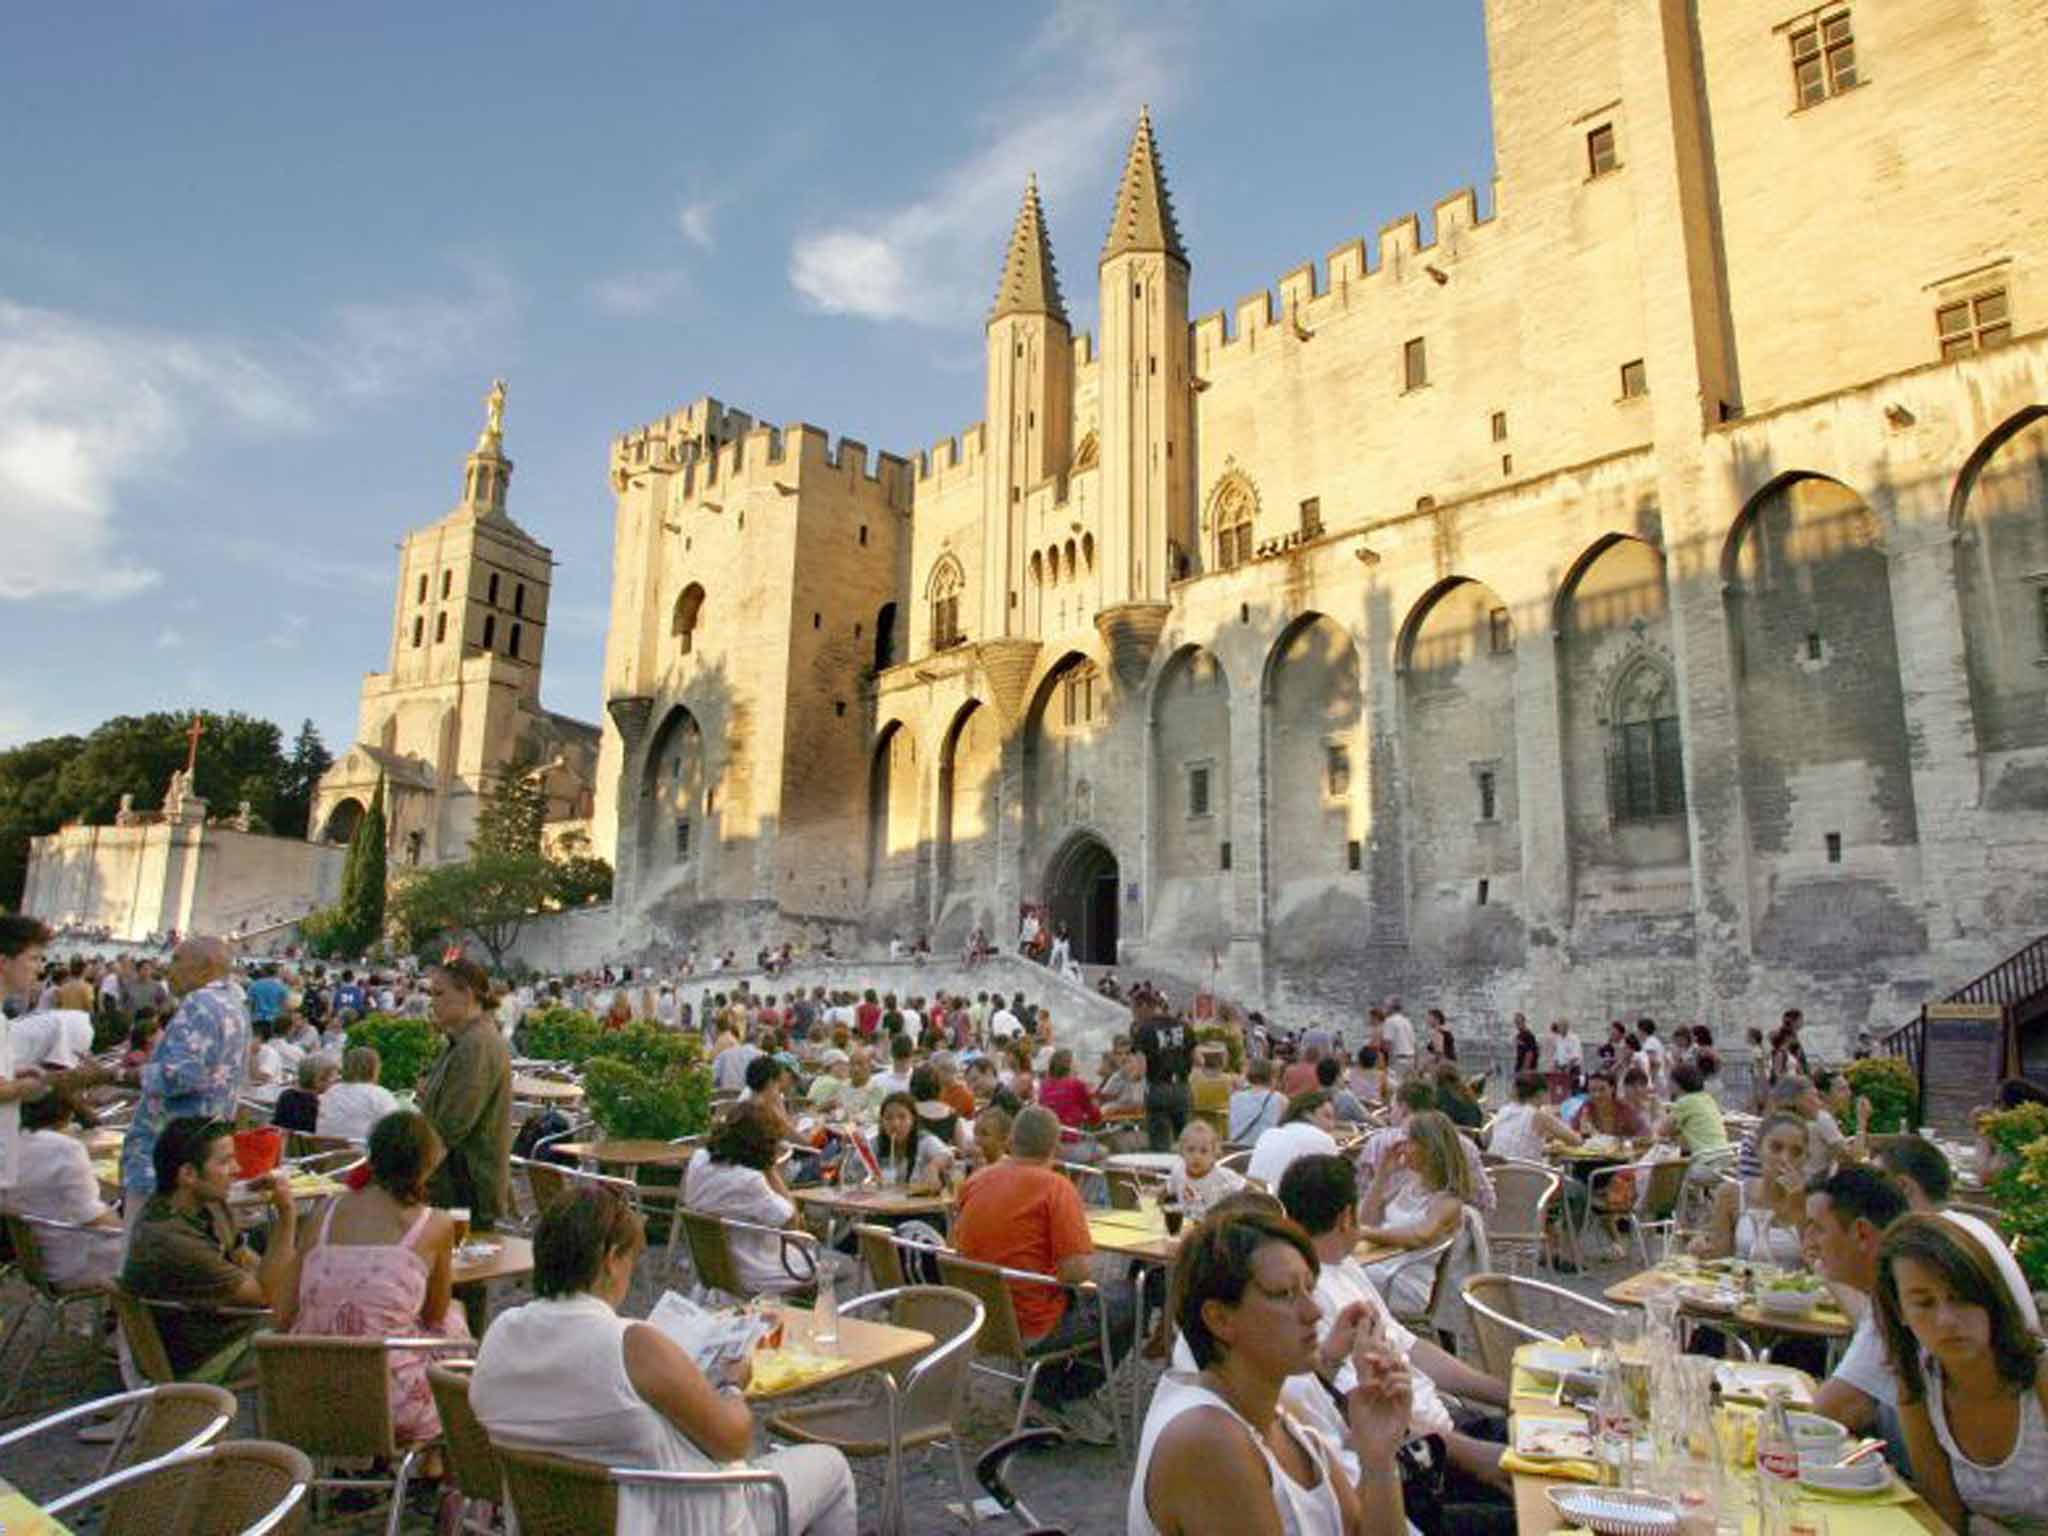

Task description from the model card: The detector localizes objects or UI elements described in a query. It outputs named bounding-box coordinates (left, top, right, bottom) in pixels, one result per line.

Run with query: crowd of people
left=3, top=912, right=2042, bottom=1536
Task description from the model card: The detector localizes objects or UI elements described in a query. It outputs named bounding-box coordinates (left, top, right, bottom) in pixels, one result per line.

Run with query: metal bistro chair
left=0, top=1210, right=115, bottom=1410
left=1587, top=1157, right=1690, bottom=1267
left=974, top=1427, right=1070, bottom=1535
left=856, top=1220, right=909, bottom=1292
left=766, top=1284, right=986, bottom=1535
left=45, top=1438, right=314, bottom=1536
left=110, top=1283, right=268, bottom=1389
left=1460, top=1271, right=1622, bottom=1380
left=0, top=1381, right=236, bottom=1521
left=253, top=1332, right=472, bottom=1536
left=1482, top=1162, right=1565, bottom=1276
left=924, top=1240, right=1124, bottom=1454
left=494, top=1444, right=791, bottom=1536
left=426, top=1360, right=510, bottom=1536
left=676, top=1206, right=819, bottom=1304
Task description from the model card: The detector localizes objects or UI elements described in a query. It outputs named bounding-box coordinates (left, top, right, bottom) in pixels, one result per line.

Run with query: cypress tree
left=337, top=773, right=388, bottom=951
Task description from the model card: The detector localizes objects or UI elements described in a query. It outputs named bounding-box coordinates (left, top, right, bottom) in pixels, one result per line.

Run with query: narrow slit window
left=1403, top=337, right=1429, bottom=392
left=1587, top=122, right=1619, bottom=176
left=1620, top=359, right=1648, bottom=399
left=1478, top=769, right=1497, bottom=822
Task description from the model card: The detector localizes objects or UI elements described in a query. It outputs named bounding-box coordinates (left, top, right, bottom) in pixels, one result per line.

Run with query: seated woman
left=1876, top=1212, right=2046, bottom=1536
left=1132, top=1207, right=1413, bottom=1536
left=280, top=1109, right=469, bottom=1450
left=1167, top=1120, right=1246, bottom=1222
left=1691, top=1109, right=1809, bottom=1268
left=1487, top=1071, right=1580, bottom=1163
left=908, top=1064, right=970, bottom=1153
left=684, top=1099, right=814, bottom=1296
left=860, top=1091, right=955, bottom=1192
left=1358, top=1110, right=1475, bottom=1316
left=272, top=1053, right=337, bottom=1133
left=1036, top=1049, right=1101, bottom=1134
left=4, top=1088, right=124, bottom=1290
left=1432, top=1064, right=1484, bottom=1131
left=471, top=1185, right=858, bottom=1536
left=1570, top=1072, right=1646, bottom=1140
left=317, top=1046, right=399, bottom=1142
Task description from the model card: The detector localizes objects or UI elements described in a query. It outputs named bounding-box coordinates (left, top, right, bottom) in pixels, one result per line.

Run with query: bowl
left=1546, top=1487, right=1680, bottom=1536
left=1798, top=1454, right=1889, bottom=1493
left=1787, top=1412, right=1849, bottom=1455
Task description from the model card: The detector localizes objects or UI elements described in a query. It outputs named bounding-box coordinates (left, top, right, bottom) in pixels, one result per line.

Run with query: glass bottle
left=1595, top=1347, right=1638, bottom=1490
left=1755, top=1387, right=1801, bottom=1536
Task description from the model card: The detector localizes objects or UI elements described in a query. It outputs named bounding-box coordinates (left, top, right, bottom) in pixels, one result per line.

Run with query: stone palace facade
left=589, top=0, right=2048, bottom=1040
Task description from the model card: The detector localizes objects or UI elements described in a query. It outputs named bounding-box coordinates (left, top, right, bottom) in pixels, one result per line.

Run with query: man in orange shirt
left=953, top=1105, right=1130, bottom=1444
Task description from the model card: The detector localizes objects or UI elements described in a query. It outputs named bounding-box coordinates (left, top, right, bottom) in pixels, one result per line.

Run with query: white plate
left=1798, top=1462, right=1893, bottom=1496
left=1546, top=1487, right=1679, bottom=1536
left=1514, top=1418, right=1595, bottom=1461
left=1713, top=1362, right=1812, bottom=1405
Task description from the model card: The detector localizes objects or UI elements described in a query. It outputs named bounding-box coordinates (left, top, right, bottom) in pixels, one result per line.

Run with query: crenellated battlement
left=1190, top=182, right=1498, bottom=359
left=615, top=398, right=911, bottom=509
left=913, top=421, right=988, bottom=489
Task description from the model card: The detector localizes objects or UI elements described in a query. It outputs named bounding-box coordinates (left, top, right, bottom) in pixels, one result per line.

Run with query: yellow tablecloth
left=0, top=1484, right=73, bottom=1535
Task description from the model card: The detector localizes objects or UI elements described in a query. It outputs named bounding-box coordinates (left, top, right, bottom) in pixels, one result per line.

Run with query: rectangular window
left=1936, top=288, right=2010, bottom=361
left=676, top=819, right=691, bottom=858
left=1220, top=840, right=1232, bottom=871
left=513, top=583, right=526, bottom=616
left=858, top=525, right=868, bottom=546
left=508, top=623, right=522, bottom=659
left=1620, top=359, right=1648, bottom=399
left=434, top=612, right=447, bottom=644
left=1477, top=878, right=1490, bottom=907
left=1587, top=123, right=1618, bottom=176
left=440, top=570, right=452, bottom=599
left=1619, top=717, right=1688, bottom=819
left=1791, top=11, right=1857, bottom=108
left=481, top=614, right=496, bottom=651
left=1347, top=839, right=1362, bottom=872
left=411, top=617, right=423, bottom=648
left=1478, top=769, right=1497, bottom=822
left=1488, top=607, right=1513, bottom=655
left=1490, top=411, right=1508, bottom=442
left=1502, top=453, right=1513, bottom=476
left=1325, top=743, right=1351, bottom=799
left=2036, top=584, right=2048, bottom=655
left=1188, top=764, right=1211, bottom=818
left=416, top=574, right=428, bottom=605
left=1403, top=337, right=1429, bottom=392
left=487, top=572, right=500, bottom=606
left=1299, top=497, right=1322, bottom=537
left=932, top=596, right=961, bottom=650
left=1825, top=832, right=1843, bottom=864
left=1806, top=630, right=1824, bottom=660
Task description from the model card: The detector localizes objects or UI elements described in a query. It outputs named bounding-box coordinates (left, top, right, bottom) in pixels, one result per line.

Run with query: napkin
left=747, top=1348, right=843, bottom=1395
left=1499, top=1448, right=1605, bottom=1483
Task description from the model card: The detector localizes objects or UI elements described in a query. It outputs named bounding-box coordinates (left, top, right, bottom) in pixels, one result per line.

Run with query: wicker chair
left=1460, top=1271, right=1622, bottom=1379
left=45, top=1438, right=314, bottom=1536
left=494, top=1444, right=791, bottom=1536
left=253, top=1332, right=470, bottom=1536
left=426, top=1360, right=508, bottom=1536
left=0, top=1210, right=114, bottom=1410
left=1482, top=1162, right=1564, bottom=1274
left=1585, top=1157, right=1691, bottom=1266
left=0, top=1381, right=236, bottom=1521
left=676, top=1206, right=819, bottom=1302
left=109, top=1283, right=267, bottom=1388
left=766, top=1285, right=985, bottom=1535
left=856, top=1221, right=909, bottom=1291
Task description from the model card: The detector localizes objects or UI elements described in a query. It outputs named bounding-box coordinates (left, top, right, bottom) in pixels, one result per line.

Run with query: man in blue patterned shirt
left=119, top=937, right=248, bottom=1225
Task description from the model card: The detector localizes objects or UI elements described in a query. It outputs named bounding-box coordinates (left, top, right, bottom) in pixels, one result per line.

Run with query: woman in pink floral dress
left=280, top=1108, right=470, bottom=1450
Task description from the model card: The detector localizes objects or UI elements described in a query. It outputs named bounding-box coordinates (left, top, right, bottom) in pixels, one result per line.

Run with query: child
left=1166, top=1119, right=1245, bottom=1221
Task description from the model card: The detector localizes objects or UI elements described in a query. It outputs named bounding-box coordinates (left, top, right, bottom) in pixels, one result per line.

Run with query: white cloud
left=0, top=261, right=524, bottom=605
left=788, top=1, right=1196, bottom=325
left=677, top=201, right=716, bottom=251
left=155, top=627, right=184, bottom=650
left=586, top=268, right=691, bottom=317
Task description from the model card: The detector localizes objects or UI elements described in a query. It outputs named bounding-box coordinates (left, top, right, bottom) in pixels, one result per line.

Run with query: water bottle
left=1595, top=1348, right=1637, bottom=1490
left=813, top=1260, right=840, bottom=1348
left=1755, top=1387, right=1800, bottom=1536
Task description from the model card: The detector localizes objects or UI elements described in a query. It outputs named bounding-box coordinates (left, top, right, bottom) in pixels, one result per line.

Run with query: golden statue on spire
left=484, top=377, right=506, bottom=437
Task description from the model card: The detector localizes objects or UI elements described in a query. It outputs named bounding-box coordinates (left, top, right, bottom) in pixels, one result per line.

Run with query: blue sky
left=0, top=1, right=1493, bottom=757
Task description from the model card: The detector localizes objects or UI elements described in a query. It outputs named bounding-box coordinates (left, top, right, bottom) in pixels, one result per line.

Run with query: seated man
left=1226, top=1057, right=1287, bottom=1145
left=1805, top=1164, right=1911, bottom=1463
left=271, top=1052, right=336, bottom=1133
left=120, top=1114, right=300, bottom=1380
left=1279, top=1154, right=1515, bottom=1530
left=1872, top=1134, right=1950, bottom=1213
left=952, top=1105, right=1131, bottom=1446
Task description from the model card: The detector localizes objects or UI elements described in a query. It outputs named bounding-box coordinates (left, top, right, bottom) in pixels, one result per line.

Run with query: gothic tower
left=983, top=175, right=1074, bottom=638
left=1095, top=108, right=1192, bottom=680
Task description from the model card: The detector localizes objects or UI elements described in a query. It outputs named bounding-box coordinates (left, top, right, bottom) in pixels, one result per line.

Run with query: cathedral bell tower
left=983, top=175, right=1073, bottom=639
left=1095, top=108, right=1191, bottom=684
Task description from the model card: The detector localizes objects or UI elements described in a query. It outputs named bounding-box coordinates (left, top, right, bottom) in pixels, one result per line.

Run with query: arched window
left=508, top=623, right=523, bottom=659
left=487, top=572, right=500, bottom=605
left=1046, top=546, right=1061, bottom=584
left=1064, top=539, right=1077, bottom=581
left=1610, top=657, right=1685, bottom=819
left=411, top=616, right=424, bottom=648
left=874, top=602, right=898, bottom=670
left=441, top=569, right=452, bottom=599
left=1031, top=551, right=1045, bottom=586
left=672, top=583, right=705, bottom=654
left=415, top=573, right=427, bottom=605
left=928, top=558, right=964, bottom=651
left=1083, top=532, right=1095, bottom=569
left=1214, top=481, right=1255, bottom=570
left=434, top=612, right=447, bottom=643
left=482, top=614, right=496, bottom=650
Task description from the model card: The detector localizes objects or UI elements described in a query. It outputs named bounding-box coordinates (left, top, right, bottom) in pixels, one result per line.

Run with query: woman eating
left=280, top=1109, right=469, bottom=1453
left=1132, top=1207, right=1413, bottom=1536
left=1571, top=1072, right=1647, bottom=1140
left=1875, top=1212, right=2046, bottom=1536
left=1357, top=1110, right=1476, bottom=1315
left=471, top=1185, right=857, bottom=1536
left=861, top=1091, right=954, bottom=1192
left=1692, top=1109, right=1809, bottom=1267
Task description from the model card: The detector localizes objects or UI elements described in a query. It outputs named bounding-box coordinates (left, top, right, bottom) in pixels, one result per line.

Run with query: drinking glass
left=450, top=1207, right=471, bottom=1248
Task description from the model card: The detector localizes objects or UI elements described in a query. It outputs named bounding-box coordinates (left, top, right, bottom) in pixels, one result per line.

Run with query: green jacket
left=419, top=1019, right=512, bottom=1230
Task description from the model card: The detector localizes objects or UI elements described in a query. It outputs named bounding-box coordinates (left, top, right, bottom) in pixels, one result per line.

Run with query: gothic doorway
left=1046, top=833, right=1120, bottom=966
left=321, top=798, right=366, bottom=844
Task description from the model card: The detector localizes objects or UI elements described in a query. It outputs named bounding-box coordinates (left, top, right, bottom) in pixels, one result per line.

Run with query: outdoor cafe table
left=744, top=1302, right=934, bottom=1403
left=452, top=1233, right=535, bottom=1289
left=1505, top=1343, right=1951, bottom=1536
left=1605, top=1265, right=1856, bottom=1351
left=792, top=1185, right=953, bottom=1222
left=551, top=1138, right=699, bottom=1168
left=511, top=1073, right=584, bottom=1104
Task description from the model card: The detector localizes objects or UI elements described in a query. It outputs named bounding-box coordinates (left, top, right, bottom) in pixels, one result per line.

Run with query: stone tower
left=1095, top=107, right=1192, bottom=683
left=983, top=175, right=1074, bottom=640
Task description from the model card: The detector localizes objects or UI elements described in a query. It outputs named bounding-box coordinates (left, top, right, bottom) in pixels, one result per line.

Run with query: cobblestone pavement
left=0, top=1243, right=1634, bottom=1534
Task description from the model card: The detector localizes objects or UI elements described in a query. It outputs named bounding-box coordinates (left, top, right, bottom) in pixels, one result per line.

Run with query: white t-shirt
left=683, top=1150, right=806, bottom=1296
left=317, top=1081, right=400, bottom=1141
left=1246, top=1120, right=1339, bottom=1191
left=1488, top=1102, right=1549, bottom=1164
left=1549, top=1032, right=1583, bottom=1072
left=2, top=1129, right=121, bottom=1289
left=1384, top=1013, right=1416, bottom=1060
left=1831, top=1307, right=1898, bottom=1409
left=989, top=1009, right=1023, bottom=1042
left=7, top=1010, right=93, bottom=1069
left=1313, top=1256, right=1454, bottom=1438
left=1638, top=1034, right=1668, bottom=1090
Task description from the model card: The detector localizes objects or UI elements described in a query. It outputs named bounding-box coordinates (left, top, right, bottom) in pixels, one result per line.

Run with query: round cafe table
left=512, top=1074, right=584, bottom=1104
left=1102, top=1151, right=1179, bottom=1175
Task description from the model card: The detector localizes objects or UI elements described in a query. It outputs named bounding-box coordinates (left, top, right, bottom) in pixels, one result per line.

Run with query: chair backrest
left=1460, top=1271, right=1546, bottom=1378
left=124, top=1380, right=239, bottom=1465
left=678, top=1208, right=745, bottom=1297
left=1643, top=1159, right=1689, bottom=1218
left=1101, top=1168, right=1144, bottom=1211
left=495, top=1445, right=619, bottom=1536
left=1484, top=1163, right=1559, bottom=1240
left=868, top=1285, right=987, bottom=1438
left=426, top=1362, right=504, bottom=1507
left=253, top=1334, right=399, bottom=1459
left=855, top=1222, right=907, bottom=1291
left=50, top=1439, right=314, bottom=1536
left=520, top=1157, right=572, bottom=1218
left=932, top=1249, right=1031, bottom=1360
left=1, top=1211, right=52, bottom=1290
left=1218, top=1149, right=1254, bottom=1175
left=110, top=1283, right=177, bottom=1385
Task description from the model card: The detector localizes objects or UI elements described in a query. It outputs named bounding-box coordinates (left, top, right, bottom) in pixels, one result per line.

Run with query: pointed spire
left=990, top=174, right=1068, bottom=325
left=1101, top=106, right=1187, bottom=266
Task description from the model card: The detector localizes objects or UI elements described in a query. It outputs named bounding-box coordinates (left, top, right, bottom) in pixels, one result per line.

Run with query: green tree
left=274, top=720, right=332, bottom=840
left=389, top=849, right=554, bottom=969
left=473, top=767, right=547, bottom=859
left=547, top=854, right=614, bottom=908
left=334, top=774, right=388, bottom=951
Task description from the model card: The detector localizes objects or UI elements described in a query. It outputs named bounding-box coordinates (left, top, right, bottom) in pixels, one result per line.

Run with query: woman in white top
left=7, top=1088, right=123, bottom=1289
left=1486, top=1072, right=1580, bottom=1164
left=1876, top=1211, right=2048, bottom=1536
left=1692, top=1110, right=1808, bottom=1268
left=316, top=1046, right=400, bottom=1142
left=1132, top=1206, right=1413, bottom=1536
left=471, top=1185, right=856, bottom=1536
left=683, top=1099, right=814, bottom=1297
left=1358, top=1111, right=1475, bottom=1316
left=862, top=1092, right=954, bottom=1191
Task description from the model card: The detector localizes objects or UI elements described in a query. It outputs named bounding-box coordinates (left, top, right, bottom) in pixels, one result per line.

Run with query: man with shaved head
left=118, top=936, right=249, bottom=1231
